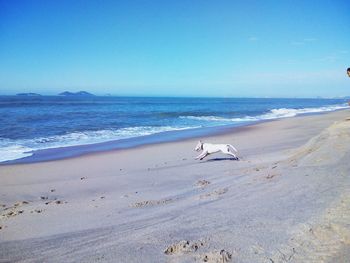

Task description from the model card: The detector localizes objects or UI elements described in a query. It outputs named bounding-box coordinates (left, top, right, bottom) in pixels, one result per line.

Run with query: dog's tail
left=227, top=144, right=238, bottom=152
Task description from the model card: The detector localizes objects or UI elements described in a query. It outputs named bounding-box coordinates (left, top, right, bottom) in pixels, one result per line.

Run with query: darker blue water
left=0, top=96, right=348, bottom=163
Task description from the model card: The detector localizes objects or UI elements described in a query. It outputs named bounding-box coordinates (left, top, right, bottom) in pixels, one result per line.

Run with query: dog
left=194, top=140, right=239, bottom=160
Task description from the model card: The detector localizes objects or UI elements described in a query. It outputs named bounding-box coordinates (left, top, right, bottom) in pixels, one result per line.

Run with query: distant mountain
left=58, top=91, right=95, bottom=96
left=16, top=93, right=41, bottom=96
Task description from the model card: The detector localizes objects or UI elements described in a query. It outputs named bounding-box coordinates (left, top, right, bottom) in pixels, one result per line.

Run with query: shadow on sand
left=205, top=157, right=239, bottom=162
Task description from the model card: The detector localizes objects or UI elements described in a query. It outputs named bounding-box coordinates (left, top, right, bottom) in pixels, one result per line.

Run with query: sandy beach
left=1, top=109, right=350, bottom=263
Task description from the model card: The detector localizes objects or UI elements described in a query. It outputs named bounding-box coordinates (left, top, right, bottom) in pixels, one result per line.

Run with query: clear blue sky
left=0, top=0, right=349, bottom=97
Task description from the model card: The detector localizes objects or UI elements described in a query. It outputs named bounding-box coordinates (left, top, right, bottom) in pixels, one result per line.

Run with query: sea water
left=0, top=96, right=348, bottom=163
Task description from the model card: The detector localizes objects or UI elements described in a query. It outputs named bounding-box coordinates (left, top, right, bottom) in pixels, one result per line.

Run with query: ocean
left=0, top=96, right=348, bottom=163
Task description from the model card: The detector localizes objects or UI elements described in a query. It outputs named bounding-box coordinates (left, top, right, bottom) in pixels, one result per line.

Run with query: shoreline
left=2, top=107, right=349, bottom=165
left=1, top=109, right=350, bottom=262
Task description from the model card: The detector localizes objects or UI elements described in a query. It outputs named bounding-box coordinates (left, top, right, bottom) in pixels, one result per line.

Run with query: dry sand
left=1, top=110, right=350, bottom=263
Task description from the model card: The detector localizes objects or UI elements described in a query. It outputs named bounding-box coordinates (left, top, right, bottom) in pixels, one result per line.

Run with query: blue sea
left=0, top=96, right=348, bottom=163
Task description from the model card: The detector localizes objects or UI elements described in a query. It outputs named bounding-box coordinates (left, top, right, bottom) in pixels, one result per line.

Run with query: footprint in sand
left=254, top=166, right=267, bottom=172
left=121, top=191, right=140, bottom=198
left=264, top=164, right=282, bottom=180
left=55, top=200, right=67, bottom=204
left=199, top=188, right=228, bottom=200
left=130, top=198, right=173, bottom=208
left=266, top=173, right=281, bottom=180
left=31, top=209, right=43, bottom=214
left=42, top=197, right=67, bottom=205
left=0, top=225, right=8, bottom=230
left=2, top=210, right=24, bottom=218
left=196, top=180, right=211, bottom=188
left=1, top=201, right=29, bottom=219
left=164, top=240, right=205, bottom=255
left=14, top=201, right=29, bottom=207
left=200, top=250, right=232, bottom=263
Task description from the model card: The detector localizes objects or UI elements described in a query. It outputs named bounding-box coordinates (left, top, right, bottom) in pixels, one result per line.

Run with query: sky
left=0, top=0, right=349, bottom=98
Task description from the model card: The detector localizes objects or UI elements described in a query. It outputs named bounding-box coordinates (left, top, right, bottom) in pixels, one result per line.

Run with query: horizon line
left=0, top=93, right=348, bottom=100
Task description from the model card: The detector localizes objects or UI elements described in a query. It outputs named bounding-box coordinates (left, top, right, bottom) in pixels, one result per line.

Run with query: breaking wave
left=180, top=104, right=349, bottom=123
left=0, top=126, right=197, bottom=162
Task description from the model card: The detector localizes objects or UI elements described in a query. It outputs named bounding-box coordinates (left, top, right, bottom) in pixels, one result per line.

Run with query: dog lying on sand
left=194, top=140, right=238, bottom=160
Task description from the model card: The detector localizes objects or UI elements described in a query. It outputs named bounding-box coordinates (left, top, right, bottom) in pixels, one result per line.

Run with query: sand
left=1, top=110, right=350, bottom=263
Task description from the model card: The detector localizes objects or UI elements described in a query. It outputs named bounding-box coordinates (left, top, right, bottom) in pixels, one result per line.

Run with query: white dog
left=194, top=140, right=238, bottom=160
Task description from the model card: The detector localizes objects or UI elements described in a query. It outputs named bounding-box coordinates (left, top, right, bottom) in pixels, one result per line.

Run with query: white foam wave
left=0, top=145, right=34, bottom=162
left=0, top=126, right=197, bottom=162
left=180, top=115, right=258, bottom=122
left=31, top=126, right=193, bottom=147
left=180, top=104, right=349, bottom=123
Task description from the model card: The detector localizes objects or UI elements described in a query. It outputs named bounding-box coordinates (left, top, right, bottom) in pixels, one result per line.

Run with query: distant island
left=14, top=91, right=96, bottom=96
left=16, top=93, right=41, bottom=96
left=58, top=91, right=95, bottom=96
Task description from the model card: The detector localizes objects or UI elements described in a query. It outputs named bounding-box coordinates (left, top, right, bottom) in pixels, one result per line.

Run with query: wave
left=180, top=104, right=349, bottom=123
left=0, top=126, right=197, bottom=162
left=0, top=145, right=34, bottom=163
left=1, top=103, right=348, bottom=163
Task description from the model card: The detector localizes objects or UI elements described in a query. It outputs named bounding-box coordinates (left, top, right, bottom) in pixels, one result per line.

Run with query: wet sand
left=1, top=110, right=350, bottom=262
